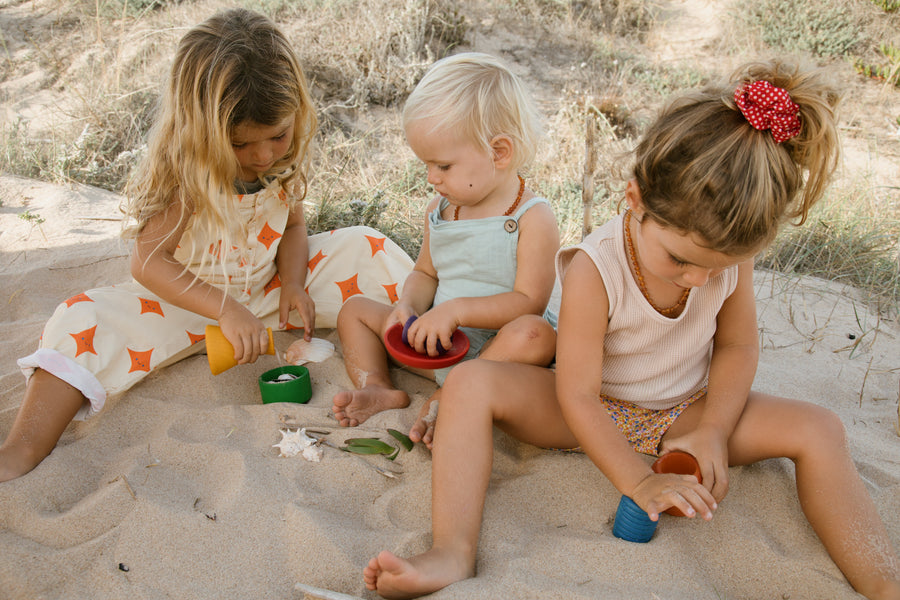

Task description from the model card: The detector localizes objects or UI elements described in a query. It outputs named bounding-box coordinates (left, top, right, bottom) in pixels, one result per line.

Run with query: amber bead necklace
left=453, top=175, right=525, bottom=221
left=624, top=210, right=690, bottom=317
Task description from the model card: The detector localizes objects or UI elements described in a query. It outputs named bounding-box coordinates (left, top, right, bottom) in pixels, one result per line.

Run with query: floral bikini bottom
left=554, top=387, right=706, bottom=456
left=600, top=387, right=707, bottom=455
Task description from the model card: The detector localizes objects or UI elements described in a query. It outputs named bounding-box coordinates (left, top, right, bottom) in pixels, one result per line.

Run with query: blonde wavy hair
left=123, top=8, right=317, bottom=267
left=632, top=58, right=841, bottom=256
left=402, top=52, right=542, bottom=172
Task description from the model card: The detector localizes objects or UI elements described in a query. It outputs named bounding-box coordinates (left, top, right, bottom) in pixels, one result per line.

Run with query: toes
left=332, top=392, right=352, bottom=408
left=409, top=422, right=425, bottom=443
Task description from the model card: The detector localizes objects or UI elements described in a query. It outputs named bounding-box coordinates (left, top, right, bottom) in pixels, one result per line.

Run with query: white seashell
left=276, top=373, right=298, bottom=382
left=273, top=428, right=323, bottom=462
left=284, top=337, right=335, bottom=365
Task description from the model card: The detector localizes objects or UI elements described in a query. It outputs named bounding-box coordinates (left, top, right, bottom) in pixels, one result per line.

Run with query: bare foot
left=363, top=548, right=473, bottom=599
left=408, top=397, right=439, bottom=449
left=332, top=385, right=410, bottom=426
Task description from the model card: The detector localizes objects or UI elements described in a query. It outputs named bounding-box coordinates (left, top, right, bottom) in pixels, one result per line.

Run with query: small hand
left=407, top=303, right=458, bottom=356
left=631, top=472, right=717, bottom=522
left=279, top=281, right=315, bottom=341
left=218, top=304, right=269, bottom=364
left=660, top=425, right=730, bottom=502
left=386, top=304, right=416, bottom=334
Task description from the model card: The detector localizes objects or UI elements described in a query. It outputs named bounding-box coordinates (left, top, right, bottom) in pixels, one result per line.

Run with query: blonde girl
left=0, top=8, right=412, bottom=483
left=363, top=59, right=900, bottom=599
left=331, top=52, right=559, bottom=438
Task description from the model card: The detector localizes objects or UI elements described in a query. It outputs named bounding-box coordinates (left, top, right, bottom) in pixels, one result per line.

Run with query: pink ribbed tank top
left=555, top=213, right=739, bottom=410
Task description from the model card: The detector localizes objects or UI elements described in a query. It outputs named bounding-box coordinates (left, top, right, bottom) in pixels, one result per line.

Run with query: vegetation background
left=1, top=0, right=898, bottom=314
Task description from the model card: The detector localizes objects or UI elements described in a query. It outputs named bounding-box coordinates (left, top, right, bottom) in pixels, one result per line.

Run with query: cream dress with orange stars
left=17, top=180, right=413, bottom=419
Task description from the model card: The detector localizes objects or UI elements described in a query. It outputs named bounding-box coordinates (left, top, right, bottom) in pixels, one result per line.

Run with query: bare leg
left=409, top=315, right=556, bottom=448
left=0, top=369, right=85, bottom=482
left=332, top=297, right=410, bottom=426
left=669, top=392, right=900, bottom=600
left=364, top=359, right=576, bottom=598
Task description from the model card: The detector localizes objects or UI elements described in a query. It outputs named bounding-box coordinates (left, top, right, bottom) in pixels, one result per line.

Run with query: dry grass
left=1, top=0, right=898, bottom=312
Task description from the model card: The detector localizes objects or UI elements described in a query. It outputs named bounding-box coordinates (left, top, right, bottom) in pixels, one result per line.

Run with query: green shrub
left=856, top=42, right=900, bottom=87
left=870, top=0, right=900, bottom=11
left=759, top=189, right=900, bottom=315
left=737, top=0, right=865, bottom=57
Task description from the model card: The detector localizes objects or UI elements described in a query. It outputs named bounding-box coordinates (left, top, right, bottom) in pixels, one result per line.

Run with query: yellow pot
left=205, top=324, right=275, bottom=375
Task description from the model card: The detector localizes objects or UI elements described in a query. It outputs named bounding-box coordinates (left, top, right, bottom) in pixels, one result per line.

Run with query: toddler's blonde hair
left=403, top=52, right=542, bottom=172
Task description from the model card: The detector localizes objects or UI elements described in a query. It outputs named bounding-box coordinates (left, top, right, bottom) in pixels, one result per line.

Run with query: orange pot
left=652, top=451, right=702, bottom=517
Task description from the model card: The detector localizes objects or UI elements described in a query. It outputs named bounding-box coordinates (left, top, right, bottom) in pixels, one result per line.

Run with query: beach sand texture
left=1, top=175, right=898, bottom=599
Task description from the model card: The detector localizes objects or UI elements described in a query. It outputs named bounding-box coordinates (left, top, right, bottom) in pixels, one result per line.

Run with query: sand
left=0, top=173, right=898, bottom=599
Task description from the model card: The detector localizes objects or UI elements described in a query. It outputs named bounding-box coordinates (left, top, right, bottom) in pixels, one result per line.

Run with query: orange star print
left=382, top=282, right=399, bottom=303
left=127, top=348, right=153, bottom=373
left=335, top=274, right=363, bottom=303
left=64, top=292, right=93, bottom=307
left=308, top=249, right=326, bottom=273
left=139, top=298, right=165, bottom=316
left=264, top=273, right=282, bottom=295
left=187, top=330, right=206, bottom=345
left=257, top=222, right=282, bottom=250
left=365, top=235, right=387, bottom=256
left=70, top=326, right=98, bottom=357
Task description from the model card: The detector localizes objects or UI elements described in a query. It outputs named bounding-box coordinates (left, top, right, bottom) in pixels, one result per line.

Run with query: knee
left=490, top=315, right=556, bottom=365
left=801, top=405, right=848, bottom=454
left=442, top=359, right=501, bottom=409
left=336, top=296, right=367, bottom=328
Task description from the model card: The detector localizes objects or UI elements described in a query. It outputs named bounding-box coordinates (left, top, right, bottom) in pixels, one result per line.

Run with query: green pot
left=258, top=365, right=312, bottom=404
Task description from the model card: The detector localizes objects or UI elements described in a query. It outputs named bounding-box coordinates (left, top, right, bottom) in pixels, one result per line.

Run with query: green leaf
left=342, top=438, right=396, bottom=455
left=343, top=444, right=391, bottom=456
left=344, top=437, right=385, bottom=447
left=387, top=429, right=414, bottom=451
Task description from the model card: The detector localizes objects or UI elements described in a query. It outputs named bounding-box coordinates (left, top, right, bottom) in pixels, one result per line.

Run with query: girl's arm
left=275, top=203, right=314, bottom=340
left=130, top=199, right=269, bottom=363
left=410, top=200, right=559, bottom=351
left=556, top=251, right=715, bottom=520
left=661, top=259, right=759, bottom=501
left=555, top=252, right=654, bottom=493
left=391, top=196, right=442, bottom=328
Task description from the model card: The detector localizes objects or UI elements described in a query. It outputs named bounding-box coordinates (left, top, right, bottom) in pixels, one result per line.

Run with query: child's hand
left=279, top=281, right=315, bottom=341
left=660, top=424, right=730, bottom=502
left=631, top=472, right=717, bottom=522
left=218, top=304, right=270, bottom=365
left=386, top=304, right=416, bottom=333
left=407, top=304, right=458, bottom=357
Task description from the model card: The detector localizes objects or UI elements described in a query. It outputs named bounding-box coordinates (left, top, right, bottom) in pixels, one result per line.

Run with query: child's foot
left=332, top=386, right=409, bottom=426
left=363, top=548, right=473, bottom=599
left=408, top=398, right=439, bottom=449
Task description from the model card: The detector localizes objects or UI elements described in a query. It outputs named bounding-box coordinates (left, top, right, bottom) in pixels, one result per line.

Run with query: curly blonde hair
left=123, top=8, right=317, bottom=261
left=632, top=58, right=841, bottom=255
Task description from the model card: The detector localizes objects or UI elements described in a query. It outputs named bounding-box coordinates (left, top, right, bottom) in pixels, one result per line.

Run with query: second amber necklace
left=624, top=210, right=690, bottom=317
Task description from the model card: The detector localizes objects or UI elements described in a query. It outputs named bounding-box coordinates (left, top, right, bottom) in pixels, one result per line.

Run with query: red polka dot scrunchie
left=733, top=80, right=801, bottom=143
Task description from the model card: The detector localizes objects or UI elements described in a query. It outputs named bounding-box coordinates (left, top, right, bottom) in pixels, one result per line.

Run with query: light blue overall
left=428, top=195, right=549, bottom=384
